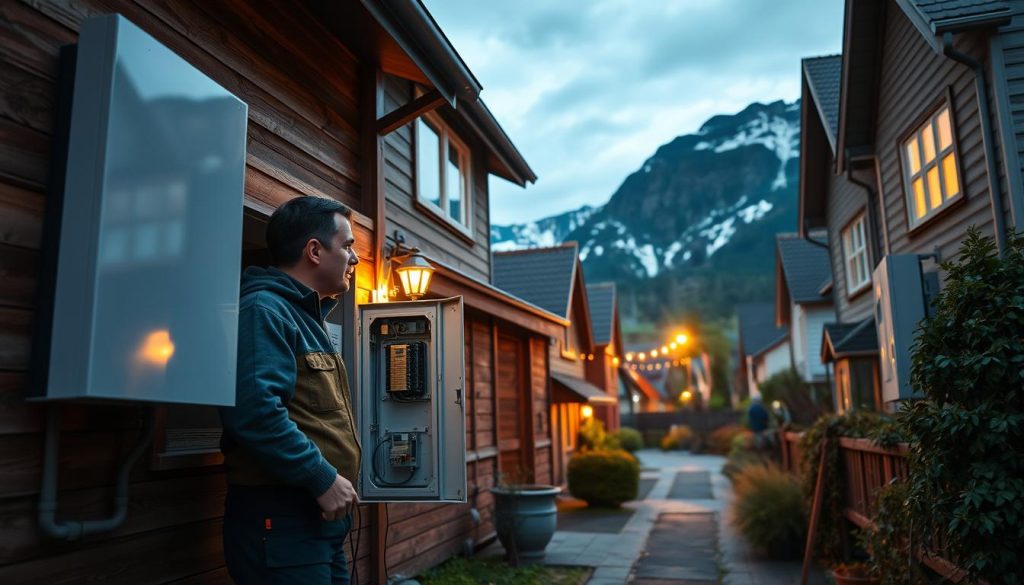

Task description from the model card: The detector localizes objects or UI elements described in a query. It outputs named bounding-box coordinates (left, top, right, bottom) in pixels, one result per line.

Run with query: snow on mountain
left=491, top=205, right=597, bottom=252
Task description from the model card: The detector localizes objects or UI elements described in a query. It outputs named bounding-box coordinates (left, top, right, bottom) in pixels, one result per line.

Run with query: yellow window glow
left=942, top=154, right=959, bottom=199
left=913, top=178, right=927, bottom=218
left=937, top=109, right=953, bottom=150
left=906, top=138, right=921, bottom=174
left=927, top=166, right=942, bottom=209
left=921, top=126, right=936, bottom=163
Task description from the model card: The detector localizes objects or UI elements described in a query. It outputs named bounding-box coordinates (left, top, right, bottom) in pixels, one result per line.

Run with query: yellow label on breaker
left=388, top=344, right=409, bottom=393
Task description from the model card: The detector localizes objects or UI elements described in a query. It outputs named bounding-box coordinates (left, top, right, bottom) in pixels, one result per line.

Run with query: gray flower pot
left=490, top=485, right=561, bottom=564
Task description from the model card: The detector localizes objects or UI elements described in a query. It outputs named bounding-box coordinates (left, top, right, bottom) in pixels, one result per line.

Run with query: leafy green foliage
left=758, top=368, right=832, bottom=424
left=899, top=229, right=1024, bottom=584
left=732, top=463, right=807, bottom=559
left=578, top=417, right=617, bottom=451
left=420, top=557, right=589, bottom=585
left=613, top=427, right=644, bottom=453
left=659, top=424, right=694, bottom=450
left=858, top=481, right=922, bottom=584
left=567, top=449, right=640, bottom=507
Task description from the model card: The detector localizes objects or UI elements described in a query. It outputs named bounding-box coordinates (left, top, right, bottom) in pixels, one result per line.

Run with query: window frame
left=413, top=110, right=474, bottom=240
left=841, top=212, right=871, bottom=298
left=897, top=93, right=965, bottom=232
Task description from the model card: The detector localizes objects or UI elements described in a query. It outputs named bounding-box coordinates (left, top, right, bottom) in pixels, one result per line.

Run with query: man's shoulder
left=241, top=290, right=296, bottom=322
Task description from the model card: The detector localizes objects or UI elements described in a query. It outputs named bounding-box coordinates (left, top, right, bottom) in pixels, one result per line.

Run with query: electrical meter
left=356, top=297, right=466, bottom=502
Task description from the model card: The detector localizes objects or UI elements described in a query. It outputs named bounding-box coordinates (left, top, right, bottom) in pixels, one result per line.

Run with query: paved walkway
left=484, top=449, right=825, bottom=584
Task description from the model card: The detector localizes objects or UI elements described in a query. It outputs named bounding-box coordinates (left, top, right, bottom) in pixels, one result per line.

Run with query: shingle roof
left=493, top=244, right=578, bottom=318
left=906, top=0, right=1009, bottom=26
left=552, top=373, right=617, bottom=404
left=803, top=55, right=842, bottom=148
left=586, top=283, right=616, bottom=346
left=777, top=233, right=833, bottom=304
left=738, top=302, right=789, bottom=358
left=822, top=318, right=878, bottom=361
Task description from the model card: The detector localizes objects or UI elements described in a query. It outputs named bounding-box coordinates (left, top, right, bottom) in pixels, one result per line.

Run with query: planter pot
left=490, top=485, right=561, bottom=564
left=832, top=568, right=881, bottom=585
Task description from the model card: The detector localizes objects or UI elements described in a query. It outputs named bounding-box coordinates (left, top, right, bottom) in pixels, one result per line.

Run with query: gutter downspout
left=845, top=167, right=882, bottom=265
left=39, top=406, right=155, bottom=540
left=943, top=31, right=1008, bottom=257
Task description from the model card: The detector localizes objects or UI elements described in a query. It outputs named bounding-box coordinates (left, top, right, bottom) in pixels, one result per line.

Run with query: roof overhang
left=552, top=373, right=617, bottom=405
left=619, top=367, right=662, bottom=402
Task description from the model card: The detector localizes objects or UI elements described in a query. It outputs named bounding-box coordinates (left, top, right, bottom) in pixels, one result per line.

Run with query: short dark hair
left=266, top=196, right=352, bottom=266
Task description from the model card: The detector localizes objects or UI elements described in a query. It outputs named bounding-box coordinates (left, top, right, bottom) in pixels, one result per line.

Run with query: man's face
left=316, top=213, right=359, bottom=297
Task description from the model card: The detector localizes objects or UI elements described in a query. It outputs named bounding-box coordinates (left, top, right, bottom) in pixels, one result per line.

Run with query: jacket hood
left=240, top=266, right=338, bottom=319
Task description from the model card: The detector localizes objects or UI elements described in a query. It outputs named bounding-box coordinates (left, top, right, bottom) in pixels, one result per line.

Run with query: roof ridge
left=493, top=241, right=578, bottom=257
left=802, top=53, right=842, bottom=62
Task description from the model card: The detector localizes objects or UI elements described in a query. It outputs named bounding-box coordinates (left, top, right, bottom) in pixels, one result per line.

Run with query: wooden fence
left=779, top=432, right=970, bottom=582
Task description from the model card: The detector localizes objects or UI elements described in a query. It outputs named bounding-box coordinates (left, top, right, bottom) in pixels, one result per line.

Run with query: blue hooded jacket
left=220, top=266, right=361, bottom=497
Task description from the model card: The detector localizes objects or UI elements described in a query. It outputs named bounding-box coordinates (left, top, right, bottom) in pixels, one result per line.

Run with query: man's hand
left=316, top=474, right=358, bottom=521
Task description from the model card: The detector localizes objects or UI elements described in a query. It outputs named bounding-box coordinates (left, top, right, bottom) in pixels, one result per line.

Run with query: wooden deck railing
left=778, top=431, right=971, bottom=582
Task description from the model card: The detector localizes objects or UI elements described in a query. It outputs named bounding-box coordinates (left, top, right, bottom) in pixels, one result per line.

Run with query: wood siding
left=993, top=1, right=1024, bottom=232
left=875, top=2, right=1002, bottom=261
left=381, top=75, right=491, bottom=282
left=827, top=172, right=875, bottom=323
left=0, top=0, right=376, bottom=582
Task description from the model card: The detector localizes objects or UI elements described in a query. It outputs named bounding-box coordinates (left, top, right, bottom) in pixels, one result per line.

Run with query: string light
left=624, top=330, right=693, bottom=364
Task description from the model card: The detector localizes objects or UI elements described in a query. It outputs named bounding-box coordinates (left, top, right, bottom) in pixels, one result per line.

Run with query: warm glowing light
left=676, top=334, right=688, bottom=345
left=374, top=285, right=390, bottom=303
left=772, top=400, right=782, bottom=411
left=651, top=349, right=659, bottom=357
left=661, top=345, right=668, bottom=354
left=638, top=352, right=647, bottom=361
left=587, top=354, right=595, bottom=361
left=139, top=330, right=175, bottom=366
left=631, top=394, right=640, bottom=403
left=656, top=363, right=662, bottom=370
left=670, top=342, right=678, bottom=350
left=625, top=352, right=634, bottom=362
left=612, top=357, right=620, bottom=366
left=581, top=405, right=594, bottom=419
left=395, top=253, right=434, bottom=300
left=681, top=390, right=693, bottom=401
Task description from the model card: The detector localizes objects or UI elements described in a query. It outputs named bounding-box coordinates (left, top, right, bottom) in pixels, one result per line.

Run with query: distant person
left=747, top=395, right=770, bottom=434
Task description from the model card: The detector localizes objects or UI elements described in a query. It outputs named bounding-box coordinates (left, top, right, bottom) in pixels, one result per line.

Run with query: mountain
left=491, top=100, right=801, bottom=323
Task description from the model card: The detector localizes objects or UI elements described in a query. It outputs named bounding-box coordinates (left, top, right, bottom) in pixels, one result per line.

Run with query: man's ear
left=304, top=238, right=323, bottom=266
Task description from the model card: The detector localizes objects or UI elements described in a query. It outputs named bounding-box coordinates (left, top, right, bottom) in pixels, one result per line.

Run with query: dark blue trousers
left=223, top=485, right=351, bottom=585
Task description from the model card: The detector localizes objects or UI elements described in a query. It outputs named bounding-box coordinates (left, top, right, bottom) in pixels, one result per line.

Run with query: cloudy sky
left=421, top=0, right=845, bottom=225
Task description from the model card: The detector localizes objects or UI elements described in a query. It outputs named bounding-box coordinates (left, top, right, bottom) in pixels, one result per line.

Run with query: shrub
left=613, top=427, right=643, bottom=453
left=722, top=449, right=772, bottom=483
left=732, top=463, right=807, bottom=559
left=578, top=417, right=608, bottom=451
left=567, top=449, right=640, bottom=507
left=900, top=229, right=1024, bottom=583
left=707, top=424, right=748, bottom=455
left=659, top=425, right=694, bottom=450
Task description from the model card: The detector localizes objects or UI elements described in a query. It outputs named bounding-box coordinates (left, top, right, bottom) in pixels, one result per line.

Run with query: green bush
left=722, top=449, right=772, bottom=483
left=659, top=425, right=694, bottom=450
left=707, top=424, right=748, bottom=455
left=567, top=449, right=640, bottom=507
left=578, top=417, right=608, bottom=451
left=732, top=463, right=807, bottom=559
left=613, top=427, right=643, bottom=453
left=900, top=229, right=1024, bottom=584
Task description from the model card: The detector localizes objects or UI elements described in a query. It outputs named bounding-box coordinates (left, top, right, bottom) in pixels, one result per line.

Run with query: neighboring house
left=0, top=1, right=585, bottom=582
left=736, top=302, right=792, bottom=400
left=584, top=282, right=625, bottom=431
left=620, top=366, right=666, bottom=415
left=775, top=233, right=834, bottom=389
left=800, top=0, right=1024, bottom=410
left=493, top=243, right=614, bottom=487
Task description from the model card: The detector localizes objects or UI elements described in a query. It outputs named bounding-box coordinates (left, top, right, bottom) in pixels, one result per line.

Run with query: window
left=842, top=214, right=870, bottom=295
left=416, top=114, right=471, bottom=232
left=901, top=104, right=962, bottom=227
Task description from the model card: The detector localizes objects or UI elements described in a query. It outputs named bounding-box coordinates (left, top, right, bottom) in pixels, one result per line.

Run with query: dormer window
left=900, top=104, right=962, bottom=228
left=416, top=113, right=471, bottom=234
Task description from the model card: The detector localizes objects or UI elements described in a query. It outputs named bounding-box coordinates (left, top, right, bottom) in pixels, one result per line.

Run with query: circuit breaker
left=356, top=297, right=466, bottom=502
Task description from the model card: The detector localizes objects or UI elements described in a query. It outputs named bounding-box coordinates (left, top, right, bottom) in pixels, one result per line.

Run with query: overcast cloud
left=421, top=0, right=845, bottom=225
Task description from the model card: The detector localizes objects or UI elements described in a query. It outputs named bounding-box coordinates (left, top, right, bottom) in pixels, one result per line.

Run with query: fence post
left=800, top=437, right=828, bottom=585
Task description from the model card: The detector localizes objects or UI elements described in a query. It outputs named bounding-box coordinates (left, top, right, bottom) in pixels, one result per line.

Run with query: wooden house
left=800, top=0, right=1024, bottom=411
left=492, top=243, right=614, bottom=487
left=774, top=232, right=833, bottom=390
left=736, top=302, right=791, bottom=400
left=0, top=0, right=581, bottom=582
left=583, top=282, right=624, bottom=432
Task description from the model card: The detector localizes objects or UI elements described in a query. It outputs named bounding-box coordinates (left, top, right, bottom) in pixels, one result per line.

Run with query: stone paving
left=483, top=449, right=826, bottom=584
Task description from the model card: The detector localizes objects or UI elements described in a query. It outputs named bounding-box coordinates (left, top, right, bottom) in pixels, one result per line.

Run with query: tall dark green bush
left=614, top=427, right=643, bottom=453
left=900, top=229, right=1024, bottom=584
left=567, top=449, right=639, bottom=507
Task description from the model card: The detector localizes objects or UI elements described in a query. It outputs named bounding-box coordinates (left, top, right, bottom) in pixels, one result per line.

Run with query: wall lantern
left=581, top=405, right=594, bottom=419
left=383, top=230, right=435, bottom=301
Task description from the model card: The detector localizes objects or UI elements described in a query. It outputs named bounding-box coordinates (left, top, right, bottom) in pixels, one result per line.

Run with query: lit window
left=842, top=214, right=870, bottom=295
left=901, top=105, right=961, bottom=227
left=416, top=113, right=471, bottom=231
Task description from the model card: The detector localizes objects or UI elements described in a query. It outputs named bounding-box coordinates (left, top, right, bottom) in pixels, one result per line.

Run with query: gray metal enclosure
left=357, top=297, right=466, bottom=502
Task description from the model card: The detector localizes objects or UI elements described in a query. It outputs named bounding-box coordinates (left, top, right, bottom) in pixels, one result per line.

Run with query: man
left=220, top=195, right=361, bottom=584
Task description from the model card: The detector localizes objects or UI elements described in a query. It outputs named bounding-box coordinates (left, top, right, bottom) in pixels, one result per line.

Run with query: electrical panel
left=356, top=297, right=466, bottom=502
left=873, top=255, right=930, bottom=405
left=28, top=14, right=247, bottom=404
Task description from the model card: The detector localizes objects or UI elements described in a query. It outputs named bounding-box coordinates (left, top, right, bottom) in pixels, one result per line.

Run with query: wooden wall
left=380, top=75, right=492, bottom=282
left=0, top=0, right=379, bottom=582
left=826, top=170, right=875, bottom=324
left=875, top=2, right=1002, bottom=262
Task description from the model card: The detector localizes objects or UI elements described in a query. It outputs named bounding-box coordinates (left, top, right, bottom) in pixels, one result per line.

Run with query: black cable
left=371, top=438, right=418, bottom=487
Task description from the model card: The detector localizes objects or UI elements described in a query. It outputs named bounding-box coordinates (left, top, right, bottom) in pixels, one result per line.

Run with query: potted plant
left=832, top=562, right=879, bottom=585
left=490, top=468, right=560, bottom=565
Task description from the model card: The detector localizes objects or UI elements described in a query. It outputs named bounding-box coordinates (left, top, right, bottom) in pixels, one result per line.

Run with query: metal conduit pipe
left=39, top=406, right=155, bottom=540
left=943, top=31, right=1008, bottom=257
left=845, top=168, right=882, bottom=264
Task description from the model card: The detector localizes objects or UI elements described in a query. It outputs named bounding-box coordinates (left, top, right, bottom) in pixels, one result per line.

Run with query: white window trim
left=842, top=214, right=871, bottom=296
left=414, top=111, right=473, bottom=238
left=900, top=104, right=963, bottom=229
